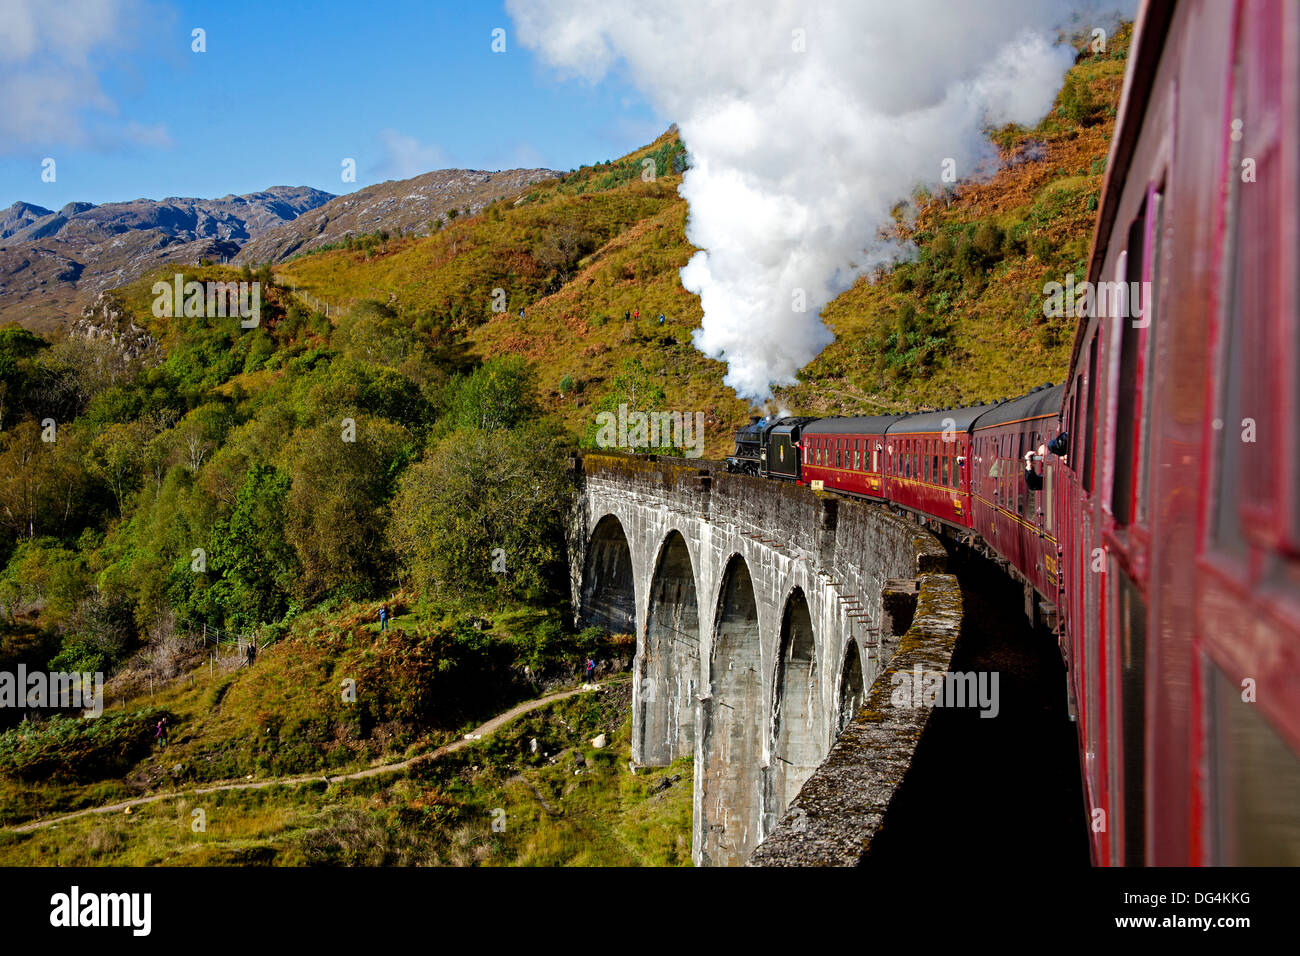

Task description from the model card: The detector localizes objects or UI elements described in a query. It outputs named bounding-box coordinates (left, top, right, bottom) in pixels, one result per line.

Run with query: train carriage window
left=1082, top=334, right=1100, bottom=495
left=1070, top=381, right=1082, bottom=470
left=931, top=454, right=939, bottom=485
left=873, top=445, right=880, bottom=473
left=1137, top=190, right=1164, bottom=525
left=942, top=456, right=949, bottom=487
left=1208, top=661, right=1300, bottom=864
left=1112, top=206, right=1147, bottom=527
left=1213, top=0, right=1284, bottom=553
left=1114, top=565, right=1148, bottom=865
left=1044, top=463, right=1054, bottom=532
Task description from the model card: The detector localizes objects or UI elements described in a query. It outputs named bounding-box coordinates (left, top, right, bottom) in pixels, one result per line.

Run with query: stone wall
left=747, top=571, right=964, bottom=866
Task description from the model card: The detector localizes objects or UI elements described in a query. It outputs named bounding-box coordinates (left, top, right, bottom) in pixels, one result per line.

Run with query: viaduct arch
left=570, top=453, right=947, bottom=865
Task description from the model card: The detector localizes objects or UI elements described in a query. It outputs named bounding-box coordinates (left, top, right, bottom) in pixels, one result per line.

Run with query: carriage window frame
left=1210, top=3, right=1286, bottom=557
left=1111, top=205, right=1147, bottom=528
left=1136, top=188, right=1165, bottom=526
left=1082, top=333, right=1100, bottom=496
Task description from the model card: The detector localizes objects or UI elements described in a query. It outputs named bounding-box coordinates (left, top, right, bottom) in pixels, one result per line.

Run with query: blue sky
left=0, top=0, right=667, bottom=210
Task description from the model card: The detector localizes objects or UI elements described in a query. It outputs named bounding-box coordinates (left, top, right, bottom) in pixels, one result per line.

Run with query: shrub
left=0, top=708, right=171, bottom=781
left=1058, top=74, right=1100, bottom=126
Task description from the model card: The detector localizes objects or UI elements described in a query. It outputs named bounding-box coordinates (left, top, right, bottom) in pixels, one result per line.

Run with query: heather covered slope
left=271, top=32, right=1128, bottom=455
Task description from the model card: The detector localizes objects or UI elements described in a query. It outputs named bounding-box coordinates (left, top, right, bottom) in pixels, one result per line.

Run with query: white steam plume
left=507, top=0, right=1135, bottom=402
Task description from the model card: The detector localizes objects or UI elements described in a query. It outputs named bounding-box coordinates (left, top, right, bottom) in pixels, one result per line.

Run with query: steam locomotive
left=729, top=0, right=1300, bottom=866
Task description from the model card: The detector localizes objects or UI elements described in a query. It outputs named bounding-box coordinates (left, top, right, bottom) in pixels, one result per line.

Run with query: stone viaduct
left=568, top=453, right=954, bottom=866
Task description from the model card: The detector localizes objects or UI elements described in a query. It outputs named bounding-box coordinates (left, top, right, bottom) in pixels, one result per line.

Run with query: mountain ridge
left=0, top=168, right=557, bottom=332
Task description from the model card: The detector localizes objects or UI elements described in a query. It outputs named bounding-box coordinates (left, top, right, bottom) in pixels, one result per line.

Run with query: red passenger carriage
left=882, top=406, right=990, bottom=529
left=968, top=385, right=1064, bottom=606
left=799, top=415, right=899, bottom=500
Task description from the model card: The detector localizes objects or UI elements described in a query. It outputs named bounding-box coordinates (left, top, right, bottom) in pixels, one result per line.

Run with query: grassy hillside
left=264, top=30, right=1128, bottom=457
left=790, top=38, right=1130, bottom=415
left=0, top=677, right=692, bottom=866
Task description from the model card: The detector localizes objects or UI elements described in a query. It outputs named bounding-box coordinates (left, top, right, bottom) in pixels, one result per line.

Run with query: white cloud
left=370, top=129, right=450, bottom=180
left=0, top=0, right=169, bottom=152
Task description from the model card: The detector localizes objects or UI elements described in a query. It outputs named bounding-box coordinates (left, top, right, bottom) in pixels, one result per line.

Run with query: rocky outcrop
left=69, top=293, right=161, bottom=363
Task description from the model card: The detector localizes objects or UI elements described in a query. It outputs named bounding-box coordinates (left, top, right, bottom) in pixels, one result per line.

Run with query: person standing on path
left=378, top=605, right=389, bottom=632
left=156, top=717, right=169, bottom=751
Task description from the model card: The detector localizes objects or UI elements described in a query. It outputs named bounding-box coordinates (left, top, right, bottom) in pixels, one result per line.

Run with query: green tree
left=444, top=356, right=536, bottom=432
left=389, top=423, right=572, bottom=599
left=286, top=417, right=415, bottom=602
left=207, top=463, right=298, bottom=629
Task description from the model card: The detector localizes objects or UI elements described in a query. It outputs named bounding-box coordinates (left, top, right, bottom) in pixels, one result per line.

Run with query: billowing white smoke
left=507, top=0, right=1133, bottom=402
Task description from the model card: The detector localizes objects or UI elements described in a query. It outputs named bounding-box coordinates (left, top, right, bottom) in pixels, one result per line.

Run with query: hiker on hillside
left=657, top=313, right=665, bottom=325
left=585, top=657, right=596, bottom=682
left=246, top=639, right=257, bottom=667
left=156, top=717, right=169, bottom=751
left=623, top=310, right=630, bottom=321
left=378, top=604, right=389, bottom=632
left=633, top=308, right=640, bottom=321
left=518, top=307, right=525, bottom=319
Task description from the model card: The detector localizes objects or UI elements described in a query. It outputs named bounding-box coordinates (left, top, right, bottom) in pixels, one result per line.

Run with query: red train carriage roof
left=802, top=414, right=905, bottom=435
left=886, top=403, right=999, bottom=435
left=970, top=383, right=1065, bottom=431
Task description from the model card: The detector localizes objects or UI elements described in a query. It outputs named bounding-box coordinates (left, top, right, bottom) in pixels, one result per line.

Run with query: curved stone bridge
left=568, top=453, right=948, bottom=865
